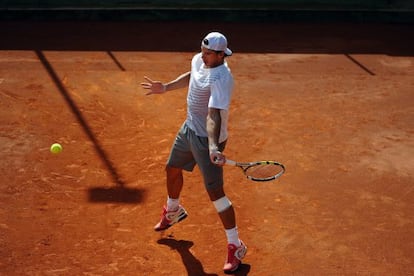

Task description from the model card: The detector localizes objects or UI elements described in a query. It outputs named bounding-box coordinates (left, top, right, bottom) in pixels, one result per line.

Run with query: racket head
left=242, top=161, right=285, bottom=182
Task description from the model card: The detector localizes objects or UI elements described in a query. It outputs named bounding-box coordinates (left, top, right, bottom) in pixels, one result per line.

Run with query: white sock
left=166, top=197, right=179, bottom=212
left=225, top=227, right=241, bottom=247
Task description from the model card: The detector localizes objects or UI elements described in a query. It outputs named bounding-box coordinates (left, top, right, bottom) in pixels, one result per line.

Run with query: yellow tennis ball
left=50, top=143, right=63, bottom=154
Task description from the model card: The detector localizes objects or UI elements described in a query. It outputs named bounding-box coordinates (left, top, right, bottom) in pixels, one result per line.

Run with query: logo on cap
left=201, top=32, right=232, bottom=56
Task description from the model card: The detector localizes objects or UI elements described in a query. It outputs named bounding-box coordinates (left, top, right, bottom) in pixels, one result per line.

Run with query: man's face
left=201, top=47, right=225, bottom=68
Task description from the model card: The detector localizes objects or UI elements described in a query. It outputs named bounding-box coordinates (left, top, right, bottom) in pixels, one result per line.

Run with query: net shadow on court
left=88, top=186, right=145, bottom=204
left=35, top=49, right=145, bottom=204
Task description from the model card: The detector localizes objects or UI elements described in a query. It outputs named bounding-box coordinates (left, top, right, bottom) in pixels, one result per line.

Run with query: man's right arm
left=164, top=71, right=191, bottom=92
left=141, top=71, right=190, bottom=95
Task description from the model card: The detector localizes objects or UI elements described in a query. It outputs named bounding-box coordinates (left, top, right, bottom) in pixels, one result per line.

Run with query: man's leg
left=207, top=187, right=235, bottom=229
left=166, top=165, right=184, bottom=199
left=208, top=187, right=247, bottom=273
left=154, top=165, right=188, bottom=231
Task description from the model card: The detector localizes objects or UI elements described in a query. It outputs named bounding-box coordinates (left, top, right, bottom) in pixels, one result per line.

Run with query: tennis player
left=141, top=32, right=247, bottom=273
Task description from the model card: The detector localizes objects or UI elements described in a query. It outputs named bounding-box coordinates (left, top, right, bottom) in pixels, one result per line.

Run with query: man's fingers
left=143, top=76, right=153, bottom=83
left=141, top=77, right=165, bottom=95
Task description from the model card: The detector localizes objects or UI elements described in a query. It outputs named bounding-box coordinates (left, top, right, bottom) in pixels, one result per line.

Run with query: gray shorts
left=167, top=122, right=226, bottom=190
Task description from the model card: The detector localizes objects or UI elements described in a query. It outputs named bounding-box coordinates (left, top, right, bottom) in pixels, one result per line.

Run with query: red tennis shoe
left=154, top=205, right=188, bottom=231
left=223, top=240, right=247, bottom=273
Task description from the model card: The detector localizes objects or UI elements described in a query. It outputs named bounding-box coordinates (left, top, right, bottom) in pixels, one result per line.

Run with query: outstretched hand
left=140, top=76, right=166, bottom=95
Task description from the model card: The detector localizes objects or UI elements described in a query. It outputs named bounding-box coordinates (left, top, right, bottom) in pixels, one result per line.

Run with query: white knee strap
left=213, top=196, right=232, bottom=213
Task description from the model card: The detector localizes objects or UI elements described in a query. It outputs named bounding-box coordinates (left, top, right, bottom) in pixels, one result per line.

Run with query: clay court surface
left=1, top=21, right=413, bottom=275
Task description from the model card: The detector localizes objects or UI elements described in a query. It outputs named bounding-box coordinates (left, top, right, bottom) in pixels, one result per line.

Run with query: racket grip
left=225, top=159, right=237, bottom=166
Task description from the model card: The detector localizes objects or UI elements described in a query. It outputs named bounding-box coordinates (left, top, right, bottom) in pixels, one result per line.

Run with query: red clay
left=1, top=21, right=413, bottom=275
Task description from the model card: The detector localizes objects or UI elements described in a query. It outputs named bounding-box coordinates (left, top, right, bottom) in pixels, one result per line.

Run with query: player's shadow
left=230, top=263, right=251, bottom=276
left=157, top=238, right=251, bottom=276
left=158, top=238, right=217, bottom=276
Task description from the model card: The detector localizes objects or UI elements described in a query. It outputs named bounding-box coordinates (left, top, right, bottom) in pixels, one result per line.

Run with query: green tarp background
left=0, top=1, right=413, bottom=22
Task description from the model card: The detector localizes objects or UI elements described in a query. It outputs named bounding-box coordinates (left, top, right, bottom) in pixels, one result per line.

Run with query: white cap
left=201, top=32, right=232, bottom=56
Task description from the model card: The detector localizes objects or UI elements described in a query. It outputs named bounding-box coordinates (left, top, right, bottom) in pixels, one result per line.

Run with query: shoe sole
left=154, top=212, right=188, bottom=232
left=223, top=262, right=241, bottom=274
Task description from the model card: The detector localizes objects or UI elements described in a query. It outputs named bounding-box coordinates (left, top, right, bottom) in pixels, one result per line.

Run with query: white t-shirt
left=186, top=52, right=234, bottom=143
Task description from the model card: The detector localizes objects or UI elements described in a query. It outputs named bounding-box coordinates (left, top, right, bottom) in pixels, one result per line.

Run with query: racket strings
left=245, top=164, right=283, bottom=179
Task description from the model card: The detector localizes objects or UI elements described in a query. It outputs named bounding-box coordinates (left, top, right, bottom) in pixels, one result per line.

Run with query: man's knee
left=207, top=186, right=225, bottom=201
left=213, top=196, right=232, bottom=213
left=166, top=165, right=183, bottom=180
left=166, top=165, right=181, bottom=174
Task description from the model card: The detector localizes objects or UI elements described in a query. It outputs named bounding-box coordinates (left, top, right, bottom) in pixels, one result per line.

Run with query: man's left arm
left=207, top=108, right=225, bottom=165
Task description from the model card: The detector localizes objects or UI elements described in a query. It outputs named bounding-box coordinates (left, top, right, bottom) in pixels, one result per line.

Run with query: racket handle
left=225, top=159, right=237, bottom=166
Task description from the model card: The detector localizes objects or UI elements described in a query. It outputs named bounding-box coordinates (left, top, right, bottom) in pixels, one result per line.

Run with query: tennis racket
left=225, top=159, right=285, bottom=182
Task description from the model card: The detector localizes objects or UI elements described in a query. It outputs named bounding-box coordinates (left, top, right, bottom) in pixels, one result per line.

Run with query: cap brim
left=225, top=48, right=232, bottom=56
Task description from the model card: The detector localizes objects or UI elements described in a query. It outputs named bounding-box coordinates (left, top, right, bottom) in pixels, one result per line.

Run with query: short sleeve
left=208, top=74, right=233, bottom=110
